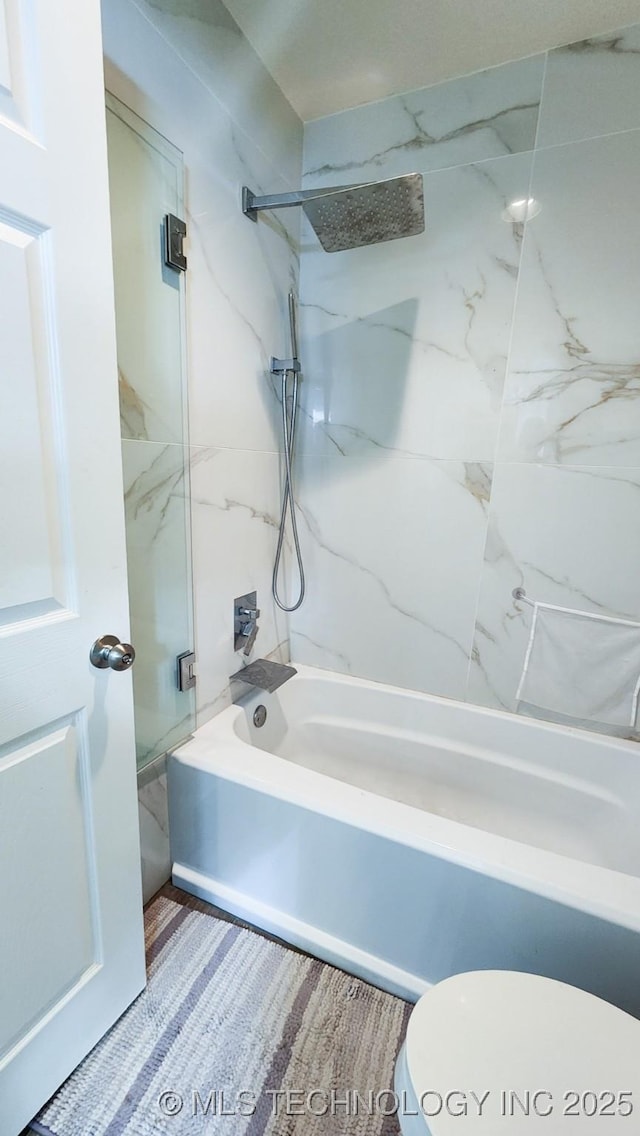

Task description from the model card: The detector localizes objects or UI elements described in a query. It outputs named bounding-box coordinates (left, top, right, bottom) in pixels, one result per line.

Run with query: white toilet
left=395, top=971, right=640, bottom=1133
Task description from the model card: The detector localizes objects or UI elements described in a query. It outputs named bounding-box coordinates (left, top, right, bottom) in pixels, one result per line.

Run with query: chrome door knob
left=90, top=635, right=136, bottom=672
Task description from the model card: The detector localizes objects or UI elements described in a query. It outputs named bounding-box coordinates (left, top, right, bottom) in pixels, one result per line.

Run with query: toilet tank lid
left=404, top=971, right=640, bottom=1135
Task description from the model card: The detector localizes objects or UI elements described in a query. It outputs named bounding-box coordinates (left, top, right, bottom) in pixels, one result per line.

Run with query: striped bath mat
left=34, top=888, right=410, bottom=1135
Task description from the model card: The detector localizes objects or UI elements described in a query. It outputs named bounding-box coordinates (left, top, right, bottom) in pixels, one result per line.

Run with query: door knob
left=90, top=635, right=136, bottom=672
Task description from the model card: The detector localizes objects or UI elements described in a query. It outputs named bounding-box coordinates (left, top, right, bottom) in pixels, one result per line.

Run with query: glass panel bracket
left=176, top=650, right=196, bottom=692
left=164, top=213, right=187, bottom=272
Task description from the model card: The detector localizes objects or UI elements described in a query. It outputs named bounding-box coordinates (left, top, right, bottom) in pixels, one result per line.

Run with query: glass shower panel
left=106, top=93, right=195, bottom=769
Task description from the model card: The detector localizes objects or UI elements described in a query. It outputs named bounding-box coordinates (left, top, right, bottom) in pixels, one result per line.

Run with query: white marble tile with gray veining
left=303, top=55, right=544, bottom=188
left=122, top=440, right=196, bottom=767
left=106, top=103, right=186, bottom=445
left=290, top=453, right=492, bottom=698
left=499, top=131, right=640, bottom=466
left=174, top=86, right=301, bottom=454
left=297, top=152, right=532, bottom=461
left=107, top=0, right=640, bottom=751
left=105, top=0, right=301, bottom=774
left=135, top=0, right=302, bottom=186
left=537, top=23, right=640, bottom=149
left=106, top=0, right=277, bottom=234
left=138, top=756, right=171, bottom=902
left=189, top=446, right=290, bottom=728
left=185, top=132, right=301, bottom=452
left=104, top=0, right=302, bottom=457
left=467, top=463, right=640, bottom=719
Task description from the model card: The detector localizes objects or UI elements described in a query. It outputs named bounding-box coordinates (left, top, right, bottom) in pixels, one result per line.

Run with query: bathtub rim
left=170, top=663, right=640, bottom=937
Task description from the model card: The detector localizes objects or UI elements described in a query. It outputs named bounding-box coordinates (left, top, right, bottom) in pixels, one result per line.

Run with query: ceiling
left=223, top=0, right=640, bottom=120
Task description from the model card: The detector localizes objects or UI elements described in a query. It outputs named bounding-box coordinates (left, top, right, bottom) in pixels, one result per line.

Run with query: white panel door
left=0, top=2, right=145, bottom=1133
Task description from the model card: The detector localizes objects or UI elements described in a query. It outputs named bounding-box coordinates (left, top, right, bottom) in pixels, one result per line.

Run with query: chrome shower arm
left=242, top=183, right=363, bottom=221
left=242, top=173, right=424, bottom=252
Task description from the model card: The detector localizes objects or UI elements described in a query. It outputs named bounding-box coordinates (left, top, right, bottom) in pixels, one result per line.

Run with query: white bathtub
left=168, top=664, right=640, bottom=1012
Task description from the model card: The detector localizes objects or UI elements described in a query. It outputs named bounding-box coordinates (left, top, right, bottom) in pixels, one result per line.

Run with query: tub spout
left=230, top=658, right=297, bottom=694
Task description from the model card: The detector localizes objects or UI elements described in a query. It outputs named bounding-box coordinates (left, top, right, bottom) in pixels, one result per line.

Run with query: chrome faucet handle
left=239, top=607, right=260, bottom=621
left=242, top=624, right=259, bottom=656
left=234, top=591, right=260, bottom=654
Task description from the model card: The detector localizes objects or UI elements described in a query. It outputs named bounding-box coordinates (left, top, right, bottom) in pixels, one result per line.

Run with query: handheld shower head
left=242, top=173, right=425, bottom=253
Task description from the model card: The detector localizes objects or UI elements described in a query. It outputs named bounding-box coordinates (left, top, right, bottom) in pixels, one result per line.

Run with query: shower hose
left=272, top=291, right=306, bottom=612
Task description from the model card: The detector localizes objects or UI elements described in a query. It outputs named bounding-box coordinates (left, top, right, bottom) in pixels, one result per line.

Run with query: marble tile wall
left=100, top=8, right=640, bottom=898
left=137, top=754, right=171, bottom=902
left=293, top=24, right=640, bottom=738
left=101, top=0, right=303, bottom=897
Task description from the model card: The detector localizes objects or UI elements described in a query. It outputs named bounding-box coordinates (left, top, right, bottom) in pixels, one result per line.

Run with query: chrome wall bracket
left=177, top=650, right=196, bottom=692
left=242, top=186, right=259, bottom=222
left=164, top=213, right=187, bottom=272
left=242, top=183, right=330, bottom=222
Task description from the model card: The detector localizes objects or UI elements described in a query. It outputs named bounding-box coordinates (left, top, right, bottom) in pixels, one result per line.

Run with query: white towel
left=516, top=602, right=640, bottom=728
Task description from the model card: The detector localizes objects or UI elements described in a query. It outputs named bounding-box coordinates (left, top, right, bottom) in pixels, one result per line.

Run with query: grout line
left=122, top=438, right=291, bottom=459
left=462, top=49, right=549, bottom=704
left=302, top=118, right=640, bottom=183
left=286, top=448, right=640, bottom=472
left=188, top=441, right=283, bottom=457
left=302, top=143, right=538, bottom=182
left=529, top=123, right=640, bottom=158
left=490, top=64, right=546, bottom=475
left=532, top=50, right=549, bottom=153
left=121, top=437, right=187, bottom=449
left=303, top=104, right=640, bottom=184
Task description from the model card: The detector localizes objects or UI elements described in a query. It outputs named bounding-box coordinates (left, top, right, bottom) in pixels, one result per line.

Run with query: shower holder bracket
left=270, top=355, right=301, bottom=375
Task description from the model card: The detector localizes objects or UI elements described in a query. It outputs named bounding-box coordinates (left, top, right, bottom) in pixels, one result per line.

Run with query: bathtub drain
left=253, top=705, right=267, bottom=728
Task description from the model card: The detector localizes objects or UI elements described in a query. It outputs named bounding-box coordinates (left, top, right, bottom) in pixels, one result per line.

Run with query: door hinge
left=164, top=213, right=187, bottom=273
left=177, top=650, right=196, bottom=692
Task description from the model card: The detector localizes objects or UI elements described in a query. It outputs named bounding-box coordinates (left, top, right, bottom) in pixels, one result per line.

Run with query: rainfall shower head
left=242, top=173, right=425, bottom=253
left=303, top=175, right=424, bottom=252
